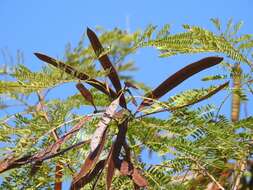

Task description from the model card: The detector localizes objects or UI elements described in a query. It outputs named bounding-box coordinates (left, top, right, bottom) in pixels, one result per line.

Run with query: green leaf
left=210, top=18, right=221, bottom=31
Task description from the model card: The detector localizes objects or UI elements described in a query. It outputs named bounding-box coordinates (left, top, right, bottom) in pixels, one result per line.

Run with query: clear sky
left=1, top=0, right=253, bottom=188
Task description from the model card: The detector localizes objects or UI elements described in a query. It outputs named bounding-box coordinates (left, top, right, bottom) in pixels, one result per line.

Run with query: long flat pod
left=71, top=97, right=120, bottom=188
left=138, top=56, right=223, bottom=110
left=76, top=82, right=97, bottom=111
left=86, top=28, right=130, bottom=188
left=34, top=53, right=117, bottom=98
left=87, top=28, right=127, bottom=108
left=87, top=28, right=122, bottom=93
left=76, top=83, right=94, bottom=103
left=90, top=97, right=120, bottom=151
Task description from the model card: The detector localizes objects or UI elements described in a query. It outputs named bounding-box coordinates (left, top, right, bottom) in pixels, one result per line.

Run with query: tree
left=0, top=20, right=253, bottom=190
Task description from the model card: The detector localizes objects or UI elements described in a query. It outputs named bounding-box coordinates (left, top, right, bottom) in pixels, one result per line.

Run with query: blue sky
left=1, top=0, right=252, bottom=111
left=1, top=0, right=253, bottom=68
left=1, top=0, right=253, bottom=188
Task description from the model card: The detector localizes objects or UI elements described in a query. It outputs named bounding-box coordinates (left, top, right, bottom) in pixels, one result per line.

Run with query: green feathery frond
left=141, top=24, right=251, bottom=65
